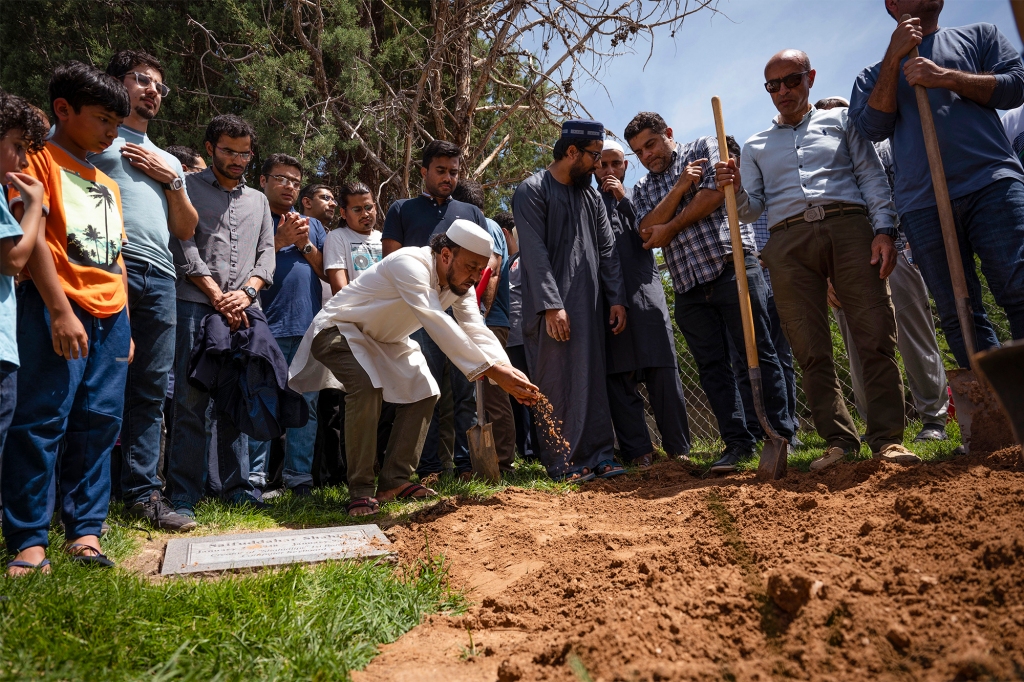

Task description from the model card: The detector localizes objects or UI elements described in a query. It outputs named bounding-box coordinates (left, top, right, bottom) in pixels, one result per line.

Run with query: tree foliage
left=1, top=0, right=719, bottom=212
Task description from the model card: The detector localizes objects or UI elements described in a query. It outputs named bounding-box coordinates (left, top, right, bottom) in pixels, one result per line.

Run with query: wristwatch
left=875, top=227, right=899, bottom=239
left=162, top=177, right=184, bottom=192
left=300, top=242, right=313, bottom=255
left=242, top=285, right=258, bottom=301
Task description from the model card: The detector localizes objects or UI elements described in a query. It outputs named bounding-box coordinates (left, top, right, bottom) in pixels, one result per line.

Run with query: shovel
left=712, top=96, right=789, bottom=481
left=467, top=379, right=501, bottom=483
left=904, top=15, right=1016, bottom=454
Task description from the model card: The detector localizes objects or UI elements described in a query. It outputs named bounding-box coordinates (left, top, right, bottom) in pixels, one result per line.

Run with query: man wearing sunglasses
left=849, top=0, right=1024, bottom=371
left=627, top=111, right=793, bottom=474
left=91, top=50, right=199, bottom=533
left=715, top=49, right=918, bottom=471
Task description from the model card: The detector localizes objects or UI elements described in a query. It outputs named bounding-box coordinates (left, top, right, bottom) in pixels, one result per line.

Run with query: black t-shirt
left=382, top=195, right=488, bottom=247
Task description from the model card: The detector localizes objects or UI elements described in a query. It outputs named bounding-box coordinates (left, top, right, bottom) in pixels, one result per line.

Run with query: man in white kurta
left=289, top=220, right=537, bottom=514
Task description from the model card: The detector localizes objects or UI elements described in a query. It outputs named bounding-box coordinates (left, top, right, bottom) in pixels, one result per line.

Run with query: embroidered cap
left=561, top=119, right=605, bottom=140
left=447, top=219, right=495, bottom=257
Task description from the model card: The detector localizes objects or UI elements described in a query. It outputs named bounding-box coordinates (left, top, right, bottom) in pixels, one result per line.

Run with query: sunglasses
left=127, top=72, right=170, bottom=98
left=764, top=71, right=809, bottom=94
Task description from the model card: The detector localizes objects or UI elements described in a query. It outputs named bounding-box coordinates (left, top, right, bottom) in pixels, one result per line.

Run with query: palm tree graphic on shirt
left=61, top=169, right=122, bottom=272
left=86, top=183, right=115, bottom=264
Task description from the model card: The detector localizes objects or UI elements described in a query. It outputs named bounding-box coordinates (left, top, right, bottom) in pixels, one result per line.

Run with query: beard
left=134, top=103, right=157, bottom=120
left=569, top=159, right=593, bottom=190
left=446, top=262, right=473, bottom=296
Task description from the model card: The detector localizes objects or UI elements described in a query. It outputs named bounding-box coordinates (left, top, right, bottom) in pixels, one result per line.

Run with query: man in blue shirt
left=381, top=140, right=489, bottom=477
left=251, top=153, right=327, bottom=497
left=849, top=2, right=1024, bottom=368
left=92, top=50, right=199, bottom=532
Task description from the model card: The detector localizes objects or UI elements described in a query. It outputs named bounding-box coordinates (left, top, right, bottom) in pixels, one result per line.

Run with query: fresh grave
left=161, top=524, right=393, bottom=575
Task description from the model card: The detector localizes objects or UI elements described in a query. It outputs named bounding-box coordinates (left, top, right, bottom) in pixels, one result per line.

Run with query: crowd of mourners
left=2, top=0, right=1024, bottom=575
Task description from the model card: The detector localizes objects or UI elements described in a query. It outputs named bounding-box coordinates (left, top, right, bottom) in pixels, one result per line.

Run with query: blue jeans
left=119, top=259, right=176, bottom=505
left=1, top=283, right=129, bottom=551
left=673, top=255, right=794, bottom=449
left=411, top=328, right=476, bottom=475
left=166, top=300, right=253, bottom=511
left=900, top=177, right=1024, bottom=368
left=248, top=335, right=318, bottom=489
left=0, top=368, right=15, bottom=508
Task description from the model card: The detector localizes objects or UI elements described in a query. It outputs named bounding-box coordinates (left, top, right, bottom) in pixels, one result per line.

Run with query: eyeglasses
left=127, top=72, right=170, bottom=98
left=580, top=148, right=602, bottom=161
left=267, top=174, right=301, bottom=188
left=216, top=146, right=253, bottom=162
left=764, top=71, right=809, bottom=93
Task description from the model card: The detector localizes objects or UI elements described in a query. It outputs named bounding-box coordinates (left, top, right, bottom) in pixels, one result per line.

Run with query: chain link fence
left=641, top=263, right=1013, bottom=447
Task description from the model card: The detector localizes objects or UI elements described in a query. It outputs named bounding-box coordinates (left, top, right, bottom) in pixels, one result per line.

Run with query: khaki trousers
left=761, top=212, right=904, bottom=452
left=483, top=326, right=517, bottom=470
left=311, top=328, right=436, bottom=499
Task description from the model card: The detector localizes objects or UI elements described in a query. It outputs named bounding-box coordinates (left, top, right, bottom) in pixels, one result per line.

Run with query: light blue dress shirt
left=736, top=106, right=895, bottom=234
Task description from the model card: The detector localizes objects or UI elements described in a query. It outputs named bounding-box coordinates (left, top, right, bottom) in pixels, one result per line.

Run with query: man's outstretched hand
left=484, top=364, right=540, bottom=405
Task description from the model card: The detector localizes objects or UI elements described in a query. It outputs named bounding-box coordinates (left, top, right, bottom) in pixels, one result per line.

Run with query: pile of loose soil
left=355, top=447, right=1024, bottom=682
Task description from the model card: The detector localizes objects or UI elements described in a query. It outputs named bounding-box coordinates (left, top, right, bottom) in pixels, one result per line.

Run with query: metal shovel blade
left=947, top=367, right=1017, bottom=455
left=749, top=368, right=789, bottom=481
left=970, top=340, right=1024, bottom=456
left=467, top=423, right=501, bottom=484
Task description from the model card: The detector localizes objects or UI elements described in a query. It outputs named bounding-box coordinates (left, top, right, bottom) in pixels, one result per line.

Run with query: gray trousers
left=834, top=252, right=949, bottom=426
left=311, top=328, right=436, bottom=500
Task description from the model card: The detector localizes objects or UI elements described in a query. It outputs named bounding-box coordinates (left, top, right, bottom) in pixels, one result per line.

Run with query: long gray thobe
left=513, top=170, right=626, bottom=475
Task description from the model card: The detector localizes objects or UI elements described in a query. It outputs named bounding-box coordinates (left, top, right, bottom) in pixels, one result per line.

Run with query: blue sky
left=572, top=0, right=1020, bottom=184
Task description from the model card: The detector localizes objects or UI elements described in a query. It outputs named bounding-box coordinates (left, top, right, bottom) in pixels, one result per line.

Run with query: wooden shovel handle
left=711, top=96, right=759, bottom=370
left=901, top=13, right=977, bottom=359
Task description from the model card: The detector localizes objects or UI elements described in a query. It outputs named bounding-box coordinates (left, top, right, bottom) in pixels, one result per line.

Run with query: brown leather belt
left=770, top=202, right=867, bottom=232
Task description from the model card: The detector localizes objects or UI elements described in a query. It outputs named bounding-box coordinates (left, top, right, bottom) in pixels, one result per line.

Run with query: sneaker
left=809, top=446, right=851, bottom=472
left=789, top=434, right=805, bottom=450
left=874, top=443, right=922, bottom=465
left=227, top=492, right=269, bottom=510
left=913, top=424, right=948, bottom=442
left=290, top=484, right=313, bottom=498
left=709, top=445, right=754, bottom=474
left=127, top=492, right=198, bottom=532
left=260, top=488, right=285, bottom=500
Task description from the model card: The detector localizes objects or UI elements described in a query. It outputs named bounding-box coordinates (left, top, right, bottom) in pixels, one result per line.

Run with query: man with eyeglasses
left=298, top=183, right=337, bottom=228
left=248, top=153, right=327, bottom=498
left=849, top=0, right=1024, bottom=370
left=627, top=111, right=793, bottom=474
left=715, top=49, right=918, bottom=471
left=167, top=114, right=275, bottom=518
left=91, top=50, right=199, bottom=532
left=513, top=119, right=628, bottom=482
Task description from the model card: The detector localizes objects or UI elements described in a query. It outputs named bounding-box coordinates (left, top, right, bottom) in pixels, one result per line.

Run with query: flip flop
left=595, top=460, right=627, bottom=478
left=66, top=544, right=115, bottom=568
left=552, top=467, right=595, bottom=483
left=378, top=483, right=437, bottom=501
left=345, top=497, right=380, bottom=516
left=6, top=558, right=51, bottom=576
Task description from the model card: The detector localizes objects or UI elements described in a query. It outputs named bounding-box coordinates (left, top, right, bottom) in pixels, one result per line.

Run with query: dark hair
left=725, top=135, right=741, bottom=161
left=552, top=137, right=592, bottom=161
left=49, top=60, right=130, bottom=119
left=814, top=97, right=850, bottom=110
left=493, top=211, right=515, bottom=233
left=204, top=114, right=256, bottom=149
left=105, top=49, right=165, bottom=81
left=261, top=152, right=301, bottom=177
left=0, top=89, right=50, bottom=153
left=429, top=231, right=461, bottom=254
left=450, top=179, right=484, bottom=209
left=623, top=111, right=668, bottom=143
left=337, top=181, right=373, bottom=208
left=165, top=145, right=201, bottom=168
left=299, top=183, right=333, bottom=209
left=421, top=139, right=462, bottom=169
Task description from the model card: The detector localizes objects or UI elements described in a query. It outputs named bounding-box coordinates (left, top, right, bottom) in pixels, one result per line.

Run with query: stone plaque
left=161, top=525, right=393, bottom=575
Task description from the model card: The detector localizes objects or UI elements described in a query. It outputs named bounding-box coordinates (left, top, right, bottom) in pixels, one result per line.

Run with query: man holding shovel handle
left=715, top=48, right=920, bottom=471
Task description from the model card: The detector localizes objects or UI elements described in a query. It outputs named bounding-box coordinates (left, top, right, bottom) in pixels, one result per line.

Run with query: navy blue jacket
left=187, top=307, right=308, bottom=440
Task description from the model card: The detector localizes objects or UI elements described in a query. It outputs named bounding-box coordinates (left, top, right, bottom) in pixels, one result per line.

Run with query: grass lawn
left=0, top=427, right=959, bottom=680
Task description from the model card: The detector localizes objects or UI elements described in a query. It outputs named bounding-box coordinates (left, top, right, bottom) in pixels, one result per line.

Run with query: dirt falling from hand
left=529, top=394, right=571, bottom=471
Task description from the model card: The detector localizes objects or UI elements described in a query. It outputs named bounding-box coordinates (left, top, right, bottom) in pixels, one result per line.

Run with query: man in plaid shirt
left=625, top=112, right=793, bottom=473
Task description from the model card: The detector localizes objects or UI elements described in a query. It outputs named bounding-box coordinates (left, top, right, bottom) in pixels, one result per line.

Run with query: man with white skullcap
left=596, top=139, right=692, bottom=469
left=287, top=219, right=538, bottom=515
left=513, top=119, right=629, bottom=482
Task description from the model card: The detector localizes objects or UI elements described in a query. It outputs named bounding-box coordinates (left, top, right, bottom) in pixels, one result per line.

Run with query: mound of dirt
left=354, top=448, right=1024, bottom=682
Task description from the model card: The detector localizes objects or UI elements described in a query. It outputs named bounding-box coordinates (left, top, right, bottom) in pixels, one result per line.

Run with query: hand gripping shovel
left=467, top=379, right=501, bottom=483
left=712, top=96, right=789, bottom=480
left=903, top=15, right=1016, bottom=454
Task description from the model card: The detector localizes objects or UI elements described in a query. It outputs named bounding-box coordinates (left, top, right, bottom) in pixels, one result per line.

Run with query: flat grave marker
left=161, top=525, right=393, bottom=575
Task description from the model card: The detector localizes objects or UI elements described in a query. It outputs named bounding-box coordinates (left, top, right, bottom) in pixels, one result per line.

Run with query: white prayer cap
left=446, top=219, right=494, bottom=257
left=602, top=139, right=626, bottom=155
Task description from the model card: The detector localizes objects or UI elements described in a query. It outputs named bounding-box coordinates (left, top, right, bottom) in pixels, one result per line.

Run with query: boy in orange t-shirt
left=2, top=62, right=132, bottom=576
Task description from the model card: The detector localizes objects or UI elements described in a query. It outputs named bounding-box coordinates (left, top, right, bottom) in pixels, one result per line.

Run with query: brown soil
left=354, top=447, right=1024, bottom=682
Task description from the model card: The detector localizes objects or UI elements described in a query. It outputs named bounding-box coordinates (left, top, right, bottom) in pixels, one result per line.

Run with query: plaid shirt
left=748, top=214, right=772, bottom=296
left=632, top=138, right=756, bottom=294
